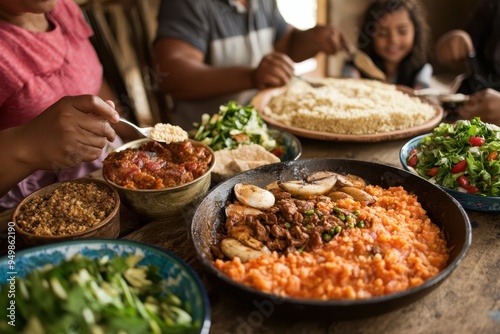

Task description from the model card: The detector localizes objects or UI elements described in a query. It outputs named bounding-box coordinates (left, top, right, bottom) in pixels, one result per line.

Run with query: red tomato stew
left=103, top=141, right=213, bottom=189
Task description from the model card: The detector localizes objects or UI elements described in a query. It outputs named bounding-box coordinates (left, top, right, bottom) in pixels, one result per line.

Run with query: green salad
left=407, top=117, right=500, bottom=196
left=191, top=101, right=285, bottom=157
left=0, top=254, right=199, bottom=334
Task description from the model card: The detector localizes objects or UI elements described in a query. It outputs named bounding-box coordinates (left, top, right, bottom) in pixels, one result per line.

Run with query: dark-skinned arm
left=276, top=25, right=347, bottom=63
left=153, top=38, right=295, bottom=98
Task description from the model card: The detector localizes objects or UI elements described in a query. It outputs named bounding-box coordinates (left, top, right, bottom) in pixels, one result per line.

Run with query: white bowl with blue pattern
left=0, top=239, right=211, bottom=333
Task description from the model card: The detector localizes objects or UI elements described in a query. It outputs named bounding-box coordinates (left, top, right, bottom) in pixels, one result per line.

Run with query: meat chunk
left=276, top=199, right=298, bottom=222
left=307, top=232, right=323, bottom=251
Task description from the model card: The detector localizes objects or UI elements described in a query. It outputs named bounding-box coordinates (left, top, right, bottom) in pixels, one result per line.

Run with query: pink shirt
left=0, top=0, right=102, bottom=128
left=0, top=0, right=117, bottom=210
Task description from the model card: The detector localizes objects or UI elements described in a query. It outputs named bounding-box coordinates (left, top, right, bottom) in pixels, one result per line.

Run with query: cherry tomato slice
left=458, top=175, right=470, bottom=188
left=451, top=160, right=467, bottom=174
left=271, top=147, right=284, bottom=158
left=408, top=155, right=418, bottom=167
left=465, top=185, right=479, bottom=194
left=468, top=136, right=485, bottom=146
left=427, top=167, right=439, bottom=176
left=487, top=151, right=498, bottom=161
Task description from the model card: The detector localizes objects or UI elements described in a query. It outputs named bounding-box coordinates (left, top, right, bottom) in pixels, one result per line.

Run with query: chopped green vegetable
left=410, top=117, right=500, bottom=196
left=0, top=254, right=199, bottom=334
left=191, top=101, right=283, bottom=155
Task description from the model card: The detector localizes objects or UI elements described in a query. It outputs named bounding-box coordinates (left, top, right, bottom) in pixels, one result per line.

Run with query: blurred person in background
left=435, top=0, right=500, bottom=124
left=153, top=0, right=348, bottom=130
left=435, top=0, right=499, bottom=94
left=454, top=89, right=500, bottom=126
left=0, top=0, right=136, bottom=211
left=343, top=0, right=432, bottom=89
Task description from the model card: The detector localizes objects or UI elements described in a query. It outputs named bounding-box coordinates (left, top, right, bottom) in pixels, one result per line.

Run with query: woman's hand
left=0, top=95, right=120, bottom=197
left=21, top=95, right=119, bottom=170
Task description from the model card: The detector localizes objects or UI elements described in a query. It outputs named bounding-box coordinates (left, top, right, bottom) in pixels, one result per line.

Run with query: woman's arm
left=0, top=95, right=119, bottom=197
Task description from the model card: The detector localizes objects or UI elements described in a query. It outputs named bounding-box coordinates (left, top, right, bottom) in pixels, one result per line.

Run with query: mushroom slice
left=220, top=237, right=270, bottom=262
left=229, top=225, right=267, bottom=251
left=264, top=180, right=280, bottom=191
left=225, top=203, right=262, bottom=219
left=306, top=171, right=338, bottom=182
left=339, top=187, right=374, bottom=204
left=278, top=176, right=337, bottom=198
left=327, top=191, right=354, bottom=202
left=234, top=183, right=275, bottom=210
left=340, top=174, right=366, bottom=189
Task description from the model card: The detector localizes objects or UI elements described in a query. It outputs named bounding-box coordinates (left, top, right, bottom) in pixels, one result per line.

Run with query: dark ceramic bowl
left=400, top=134, right=500, bottom=211
left=190, top=159, right=471, bottom=319
left=268, top=128, right=302, bottom=162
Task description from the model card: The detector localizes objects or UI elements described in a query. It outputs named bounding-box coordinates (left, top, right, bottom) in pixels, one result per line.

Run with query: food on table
left=191, top=101, right=287, bottom=179
left=103, top=140, right=212, bottom=189
left=149, top=123, right=188, bottom=143
left=262, top=78, right=436, bottom=134
left=0, top=254, right=198, bottom=334
left=407, top=117, right=500, bottom=196
left=212, top=144, right=280, bottom=182
left=192, top=101, right=279, bottom=152
left=213, top=171, right=449, bottom=300
left=16, top=181, right=116, bottom=236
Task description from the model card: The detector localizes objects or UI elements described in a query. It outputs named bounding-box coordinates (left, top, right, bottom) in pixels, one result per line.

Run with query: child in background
left=343, top=0, right=432, bottom=89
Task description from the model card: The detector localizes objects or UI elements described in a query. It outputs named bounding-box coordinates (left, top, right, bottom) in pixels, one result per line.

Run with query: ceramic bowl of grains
left=103, top=138, right=216, bottom=221
left=191, top=158, right=471, bottom=319
left=13, top=178, right=120, bottom=246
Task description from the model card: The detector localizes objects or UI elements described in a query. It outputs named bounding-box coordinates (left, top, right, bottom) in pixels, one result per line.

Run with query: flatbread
left=212, top=144, right=280, bottom=182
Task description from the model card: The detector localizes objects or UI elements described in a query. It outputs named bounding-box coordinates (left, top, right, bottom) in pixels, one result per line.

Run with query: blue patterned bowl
left=0, top=239, right=211, bottom=333
left=400, top=134, right=500, bottom=212
left=268, top=128, right=302, bottom=161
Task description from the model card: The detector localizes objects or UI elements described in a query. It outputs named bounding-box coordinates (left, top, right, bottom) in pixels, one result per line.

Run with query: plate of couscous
left=252, top=78, right=443, bottom=142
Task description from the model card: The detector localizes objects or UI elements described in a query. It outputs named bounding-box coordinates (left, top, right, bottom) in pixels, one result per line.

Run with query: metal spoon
left=294, top=75, right=325, bottom=88
left=118, top=117, right=155, bottom=140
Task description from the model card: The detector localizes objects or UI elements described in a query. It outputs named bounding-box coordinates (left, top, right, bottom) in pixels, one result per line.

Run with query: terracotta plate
left=251, top=85, right=443, bottom=142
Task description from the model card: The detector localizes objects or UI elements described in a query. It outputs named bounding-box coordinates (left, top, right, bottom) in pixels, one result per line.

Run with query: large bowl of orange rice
left=190, top=158, right=471, bottom=319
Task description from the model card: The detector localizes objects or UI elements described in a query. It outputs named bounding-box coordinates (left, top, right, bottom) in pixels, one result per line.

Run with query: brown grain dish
left=15, top=180, right=117, bottom=237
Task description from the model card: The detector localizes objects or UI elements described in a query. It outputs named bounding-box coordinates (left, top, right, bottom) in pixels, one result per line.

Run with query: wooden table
left=1, top=137, right=499, bottom=334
